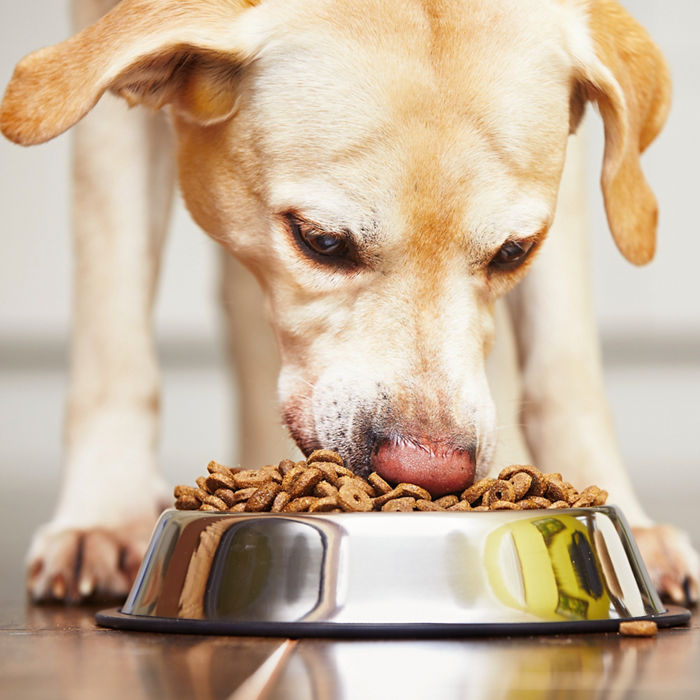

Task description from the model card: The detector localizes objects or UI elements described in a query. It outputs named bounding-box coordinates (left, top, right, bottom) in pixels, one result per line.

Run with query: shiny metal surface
left=112, top=506, right=673, bottom=632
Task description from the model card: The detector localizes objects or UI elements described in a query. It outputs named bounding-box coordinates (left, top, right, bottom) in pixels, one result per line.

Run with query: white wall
left=0, top=2, right=698, bottom=526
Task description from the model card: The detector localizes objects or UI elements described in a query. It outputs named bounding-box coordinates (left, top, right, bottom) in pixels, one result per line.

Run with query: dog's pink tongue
left=371, top=440, right=475, bottom=497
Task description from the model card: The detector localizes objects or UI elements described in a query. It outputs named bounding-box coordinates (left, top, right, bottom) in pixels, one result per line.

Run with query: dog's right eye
left=286, top=213, right=358, bottom=268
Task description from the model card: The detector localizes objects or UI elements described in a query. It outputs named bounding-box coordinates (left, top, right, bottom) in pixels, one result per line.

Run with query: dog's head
left=1, top=0, right=669, bottom=493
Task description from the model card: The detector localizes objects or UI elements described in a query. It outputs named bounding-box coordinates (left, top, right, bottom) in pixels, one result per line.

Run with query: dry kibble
left=382, top=497, right=416, bottom=512
left=619, top=620, right=658, bottom=637
left=174, top=451, right=607, bottom=514
left=483, top=480, right=516, bottom=506
left=338, top=483, right=373, bottom=512
left=245, top=483, right=282, bottom=512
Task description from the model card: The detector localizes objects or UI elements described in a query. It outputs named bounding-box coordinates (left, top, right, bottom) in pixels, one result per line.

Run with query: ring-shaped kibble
left=484, top=480, right=516, bottom=506
left=371, top=487, right=402, bottom=508
left=289, top=467, right=323, bottom=498
left=338, top=483, right=373, bottom=512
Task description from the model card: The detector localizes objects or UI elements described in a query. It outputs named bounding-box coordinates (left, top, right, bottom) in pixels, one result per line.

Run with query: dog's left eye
left=490, top=239, right=535, bottom=271
left=303, top=230, right=347, bottom=256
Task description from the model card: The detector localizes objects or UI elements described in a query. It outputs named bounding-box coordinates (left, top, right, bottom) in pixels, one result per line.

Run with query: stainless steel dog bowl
left=97, top=506, right=689, bottom=636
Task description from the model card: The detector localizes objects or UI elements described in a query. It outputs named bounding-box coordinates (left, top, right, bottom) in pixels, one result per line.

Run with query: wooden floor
left=1, top=600, right=697, bottom=698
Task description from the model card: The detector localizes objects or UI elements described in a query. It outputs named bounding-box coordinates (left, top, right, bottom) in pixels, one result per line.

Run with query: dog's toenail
left=51, top=576, right=66, bottom=600
left=79, top=576, right=95, bottom=598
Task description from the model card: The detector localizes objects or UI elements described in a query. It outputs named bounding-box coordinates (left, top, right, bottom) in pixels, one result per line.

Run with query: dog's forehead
left=244, top=0, right=574, bottom=232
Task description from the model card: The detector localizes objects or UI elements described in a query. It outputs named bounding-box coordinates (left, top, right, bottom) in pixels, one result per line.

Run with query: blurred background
left=1, top=1, right=698, bottom=596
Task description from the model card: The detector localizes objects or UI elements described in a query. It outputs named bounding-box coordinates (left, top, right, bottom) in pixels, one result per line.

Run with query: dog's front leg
left=219, top=254, right=300, bottom=467
left=26, top=87, right=176, bottom=602
left=506, top=133, right=698, bottom=604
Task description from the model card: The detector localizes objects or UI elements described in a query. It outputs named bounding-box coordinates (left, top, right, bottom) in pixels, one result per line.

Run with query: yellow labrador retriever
left=2, top=0, right=697, bottom=604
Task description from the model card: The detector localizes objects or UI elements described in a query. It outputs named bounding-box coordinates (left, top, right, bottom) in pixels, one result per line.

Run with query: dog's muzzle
left=370, top=436, right=475, bottom=497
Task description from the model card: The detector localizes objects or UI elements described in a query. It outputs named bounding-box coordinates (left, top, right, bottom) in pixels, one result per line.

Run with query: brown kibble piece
left=175, top=495, right=200, bottom=510
left=230, top=503, right=247, bottom=512
left=200, top=493, right=228, bottom=511
left=497, top=465, right=546, bottom=497
left=207, top=460, right=233, bottom=476
left=619, top=620, right=658, bottom=637
left=434, top=494, right=459, bottom=508
left=415, top=499, right=444, bottom=511
left=231, top=487, right=258, bottom=504
left=447, top=500, right=471, bottom=511
left=205, top=471, right=237, bottom=492
left=290, top=467, right=323, bottom=498
left=215, top=488, right=237, bottom=508
left=278, top=459, right=296, bottom=476
left=281, top=465, right=307, bottom=493
left=234, top=470, right=273, bottom=489
left=338, top=475, right=376, bottom=497
left=484, top=480, right=516, bottom=506
left=461, top=479, right=496, bottom=505
left=510, top=472, right=532, bottom=499
left=283, top=496, right=319, bottom=512
left=196, top=476, right=210, bottom=493
left=549, top=500, right=570, bottom=509
left=314, top=481, right=339, bottom=498
left=307, top=449, right=344, bottom=467
left=271, top=491, right=291, bottom=513
left=311, top=462, right=341, bottom=486
left=246, top=483, right=282, bottom=512
left=489, top=500, right=521, bottom=510
left=382, top=497, right=417, bottom=512
left=308, top=496, right=340, bottom=512
left=368, top=472, right=393, bottom=495
left=200, top=503, right=220, bottom=512
left=395, top=483, right=432, bottom=501
left=174, top=484, right=200, bottom=500
left=518, top=497, right=552, bottom=510
left=338, top=483, right=373, bottom=512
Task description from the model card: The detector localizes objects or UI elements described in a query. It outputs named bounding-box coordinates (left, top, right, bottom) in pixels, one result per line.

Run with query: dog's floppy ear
left=0, top=0, right=262, bottom=146
left=571, top=0, right=671, bottom=265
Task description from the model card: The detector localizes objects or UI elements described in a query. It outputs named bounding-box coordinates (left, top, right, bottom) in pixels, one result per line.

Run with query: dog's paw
left=633, top=524, right=699, bottom=606
left=26, top=518, right=157, bottom=604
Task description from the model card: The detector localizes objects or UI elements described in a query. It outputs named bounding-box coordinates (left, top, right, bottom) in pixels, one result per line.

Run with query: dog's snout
left=370, top=437, right=476, bottom=497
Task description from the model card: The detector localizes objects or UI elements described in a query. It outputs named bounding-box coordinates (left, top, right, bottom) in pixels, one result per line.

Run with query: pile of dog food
left=173, top=449, right=608, bottom=513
